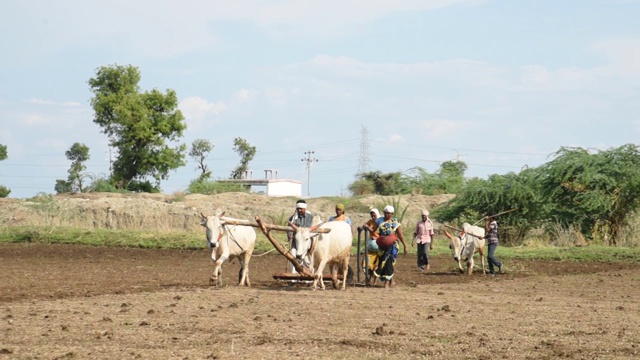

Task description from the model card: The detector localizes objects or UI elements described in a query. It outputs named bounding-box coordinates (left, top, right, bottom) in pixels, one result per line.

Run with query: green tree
left=88, top=64, right=187, bottom=191
left=437, top=160, right=467, bottom=194
left=537, top=144, right=640, bottom=244
left=230, top=137, right=256, bottom=179
left=403, top=161, right=468, bottom=195
left=351, top=171, right=405, bottom=195
left=189, top=139, right=214, bottom=181
left=54, top=179, right=72, bottom=194
left=0, top=143, right=9, bottom=197
left=434, top=169, right=545, bottom=244
left=348, top=178, right=375, bottom=195
left=55, top=142, right=90, bottom=194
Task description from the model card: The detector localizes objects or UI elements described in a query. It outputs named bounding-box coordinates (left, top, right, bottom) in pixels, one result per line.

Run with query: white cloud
left=232, top=89, right=256, bottom=104
left=24, top=98, right=82, bottom=107
left=264, top=87, right=289, bottom=108
left=416, top=119, right=471, bottom=137
left=592, top=38, right=640, bottom=76
left=179, top=96, right=227, bottom=123
left=15, top=100, right=91, bottom=127
left=388, top=134, right=404, bottom=143
left=20, top=113, right=50, bottom=126
left=1, top=0, right=476, bottom=60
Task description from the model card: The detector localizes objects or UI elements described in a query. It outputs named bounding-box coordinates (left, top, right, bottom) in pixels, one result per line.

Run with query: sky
left=1, top=0, right=640, bottom=199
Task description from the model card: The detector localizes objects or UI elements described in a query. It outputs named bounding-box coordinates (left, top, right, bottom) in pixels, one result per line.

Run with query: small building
left=223, top=169, right=302, bottom=197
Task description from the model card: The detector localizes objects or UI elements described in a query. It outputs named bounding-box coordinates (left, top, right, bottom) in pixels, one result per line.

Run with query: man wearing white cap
left=287, top=199, right=314, bottom=274
left=413, top=209, right=435, bottom=272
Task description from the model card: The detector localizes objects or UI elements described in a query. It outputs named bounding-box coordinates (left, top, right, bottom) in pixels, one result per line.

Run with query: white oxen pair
left=289, top=220, right=352, bottom=290
left=445, top=222, right=486, bottom=275
left=200, top=211, right=256, bottom=286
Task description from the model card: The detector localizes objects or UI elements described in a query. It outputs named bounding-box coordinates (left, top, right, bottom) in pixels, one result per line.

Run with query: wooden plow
left=355, top=226, right=372, bottom=286
left=222, top=216, right=340, bottom=281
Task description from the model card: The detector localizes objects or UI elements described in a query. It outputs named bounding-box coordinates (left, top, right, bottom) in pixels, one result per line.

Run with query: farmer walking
left=485, top=215, right=504, bottom=276
left=413, top=209, right=435, bottom=272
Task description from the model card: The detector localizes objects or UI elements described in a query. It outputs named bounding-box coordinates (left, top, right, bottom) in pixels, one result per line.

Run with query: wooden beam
left=443, top=223, right=485, bottom=239
left=255, top=216, right=313, bottom=276
left=222, top=218, right=331, bottom=233
left=272, top=272, right=343, bottom=281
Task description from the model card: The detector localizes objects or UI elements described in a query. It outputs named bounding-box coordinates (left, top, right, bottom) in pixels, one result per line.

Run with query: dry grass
left=0, top=192, right=453, bottom=232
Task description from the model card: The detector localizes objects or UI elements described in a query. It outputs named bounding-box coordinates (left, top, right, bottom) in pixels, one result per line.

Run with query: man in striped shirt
left=485, top=216, right=504, bottom=275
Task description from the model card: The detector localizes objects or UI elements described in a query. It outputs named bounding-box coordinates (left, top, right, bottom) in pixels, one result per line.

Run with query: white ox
left=200, top=211, right=256, bottom=286
left=290, top=220, right=352, bottom=290
left=444, top=223, right=486, bottom=275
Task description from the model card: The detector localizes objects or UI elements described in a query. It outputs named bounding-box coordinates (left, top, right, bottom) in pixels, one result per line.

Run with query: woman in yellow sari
left=362, top=209, right=380, bottom=285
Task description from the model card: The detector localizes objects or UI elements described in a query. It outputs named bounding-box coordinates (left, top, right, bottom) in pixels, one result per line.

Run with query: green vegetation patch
left=501, top=245, right=640, bottom=263
left=0, top=226, right=203, bottom=250
left=0, top=226, right=287, bottom=254
left=2, top=226, right=640, bottom=263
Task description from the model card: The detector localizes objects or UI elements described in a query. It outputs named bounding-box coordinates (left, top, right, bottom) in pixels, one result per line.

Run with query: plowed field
left=1, top=243, right=639, bottom=359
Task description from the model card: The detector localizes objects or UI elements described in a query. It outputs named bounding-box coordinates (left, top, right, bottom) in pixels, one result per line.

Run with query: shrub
left=188, top=179, right=249, bottom=195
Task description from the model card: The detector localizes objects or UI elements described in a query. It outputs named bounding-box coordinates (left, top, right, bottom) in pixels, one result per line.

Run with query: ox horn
left=444, top=230, right=454, bottom=239
left=289, top=221, right=299, bottom=231
left=310, top=221, right=326, bottom=232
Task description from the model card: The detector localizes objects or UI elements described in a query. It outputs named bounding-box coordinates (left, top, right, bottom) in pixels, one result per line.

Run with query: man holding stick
left=485, top=215, right=504, bottom=275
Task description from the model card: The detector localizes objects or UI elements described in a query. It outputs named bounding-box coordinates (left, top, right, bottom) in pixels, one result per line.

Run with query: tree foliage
left=189, top=139, right=214, bottom=181
left=230, top=137, right=256, bottom=179
left=88, top=64, right=187, bottom=191
left=432, top=144, right=640, bottom=245
left=0, top=144, right=9, bottom=197
left=350, top=161, right=468, bottom=196
left=350, top=171, right=406, bottom=195
left=188, top=179, right=249, bottom=195
left=437, top=160, right=467, bottom=194
left=56, top=142, right=91, bottom=194
left=434, top=170, right=545, bottom=244
left=402, top=161, right=468, bottom=195
left=537, top=144, right=640, bottom=244
left=348, top=178, right=375, bottom=195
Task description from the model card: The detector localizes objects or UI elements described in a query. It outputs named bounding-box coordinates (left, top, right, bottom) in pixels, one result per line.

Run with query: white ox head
left=444, top=223, right=479, bottom=262
left=289, top=221, right=323, bottom=260
left=200, top=211, right=226, bottom=248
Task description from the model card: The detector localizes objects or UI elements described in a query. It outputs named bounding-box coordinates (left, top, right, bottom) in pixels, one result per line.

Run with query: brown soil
left=2, top=243, right=640, bottom=359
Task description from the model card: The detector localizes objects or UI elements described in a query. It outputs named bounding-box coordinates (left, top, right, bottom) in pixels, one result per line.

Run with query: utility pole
left=301, top=150, right=318, bottom=197
left=105, top=146, right=113, bottom=174
left=358, top=125, right=370, bottom=174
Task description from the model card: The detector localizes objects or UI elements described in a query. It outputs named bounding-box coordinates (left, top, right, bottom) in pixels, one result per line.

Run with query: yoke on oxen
left=220, top=216, right=331, bottom=278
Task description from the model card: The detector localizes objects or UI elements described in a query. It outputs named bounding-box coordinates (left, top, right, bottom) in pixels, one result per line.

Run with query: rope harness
left=289, top=230, right=316, bottom=271
left=458, top=232, right=469, bottom=261
left=208, top=223, right=245, bottom=253
left=221, top=224, right=245, bottom=252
